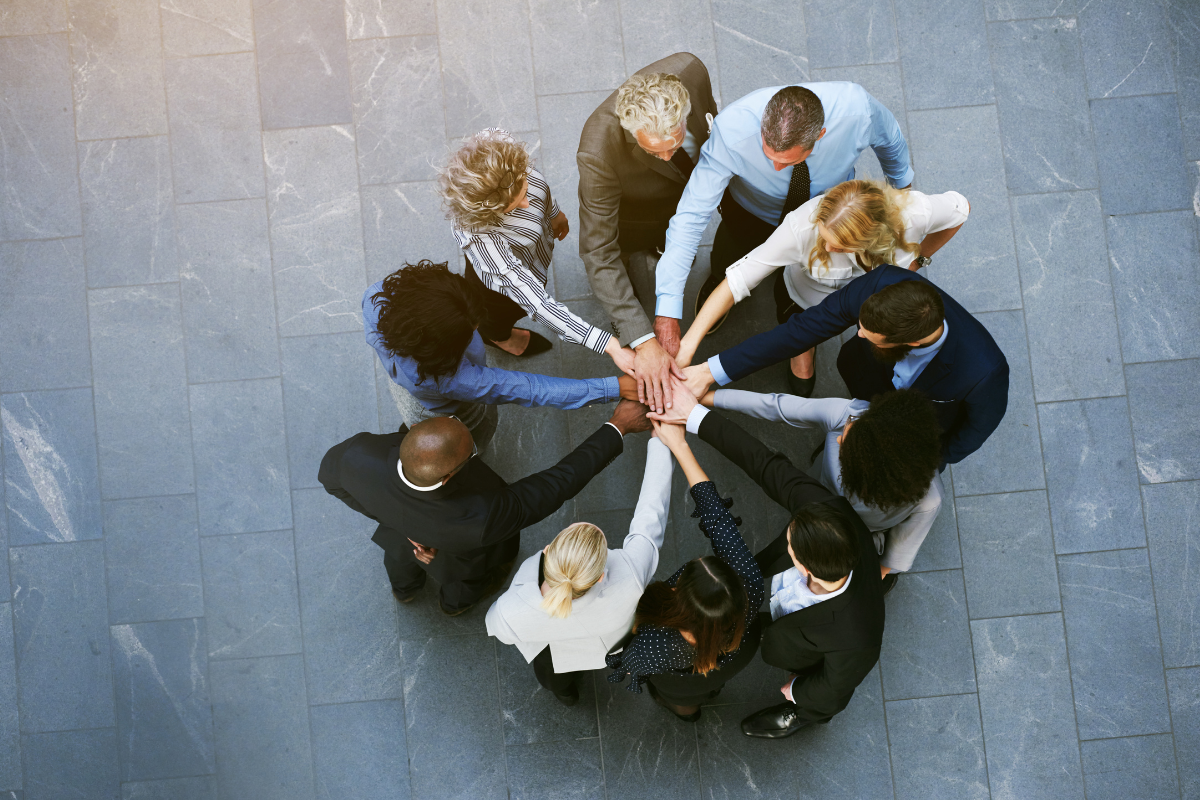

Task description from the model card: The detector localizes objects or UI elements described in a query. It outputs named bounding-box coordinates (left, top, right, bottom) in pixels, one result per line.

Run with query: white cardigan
left=485, top=439, right=672, bottom=673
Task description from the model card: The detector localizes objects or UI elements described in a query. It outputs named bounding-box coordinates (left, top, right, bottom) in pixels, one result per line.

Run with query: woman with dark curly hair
left=698, top=386, right=943, bottom=595
left=364, top=260, right=629, bottom=449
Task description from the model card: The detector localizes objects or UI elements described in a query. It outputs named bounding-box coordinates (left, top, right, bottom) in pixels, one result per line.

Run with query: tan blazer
left=484, top=439, right=673, bottom=672
left=576, top=52, right=719, bottom=345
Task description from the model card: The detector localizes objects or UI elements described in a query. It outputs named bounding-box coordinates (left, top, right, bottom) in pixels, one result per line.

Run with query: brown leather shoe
left=439, top=597, right=477, bottom=617
left=392, top=589, right=417, bottom=604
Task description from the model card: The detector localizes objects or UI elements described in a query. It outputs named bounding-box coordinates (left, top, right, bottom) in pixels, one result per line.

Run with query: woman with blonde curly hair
left=678, top=179, right=969, bottom=396
left=441, top=128, right=636, bottom=377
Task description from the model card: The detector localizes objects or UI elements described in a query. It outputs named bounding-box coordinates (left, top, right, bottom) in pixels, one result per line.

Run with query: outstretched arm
left=622, top=437, right=675, bottom=586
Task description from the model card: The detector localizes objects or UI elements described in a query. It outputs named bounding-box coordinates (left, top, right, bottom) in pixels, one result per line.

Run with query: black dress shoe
left=483, top=330, right=553, bottom=357
left=786, top=371, right=816, bottom=398
left=881, top=572, right=898, bottom=596
left=647, top=681, right=701, bottom=722
left=553, top=687, right=580, bottom=707
left=392, top=589, right=417, bottom=604
left=694, top=276, right=730, bottom=334
left=438, top=597, right=477, bottom=617
left=741, top=702, right=812, bottom=739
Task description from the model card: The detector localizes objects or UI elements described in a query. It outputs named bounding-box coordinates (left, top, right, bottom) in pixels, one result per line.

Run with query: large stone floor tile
left=528, top=0, right=624, bottom=96
left=361, top=182, right=461, bottom=285
left=400, top=634, right=506, bottom=800
left=89, top=284, right=195, bottom=499
left=346, top=0, right=435, bottom=38
left=293, top=489, right=402, bottom=705
left=2, top=389, right=102, bottom=545
left=909, top=499, right=962, bottom=572
left=310, top=700, right=409, bottom=800
left=895, top=0, right=993, bottom=110
left=505, top=738, right=604, bottom=800
left=496, top=642, right=597, bottom=746
left=1059, top=549, right=1170, bottom=739
left=103, top=495, right=204, bottom=625
left=0, top=0, right=67, bottom=34
left=0, top=605, right=17, bottom=792
left=618, top=0, right=720, bottom=102
left=1127, top=359, right=1200, bottom=484
left=68, top=0, right=167, bottom=141
left=694, top=702, right=800, bottom=800
left=1079, top=0, right=1175, bottom=100
left=189, top=379, right=292, bottom=535
left=885, top=693, right=990, bottom=800
left=78, top=137, right=178, bottom=288
left=201, top=530, right=303, bottom=661
left=112, top=618, right=216, bottom=781
left=713, top=1, right=809, bottom=104
left=990, top=18, right=1096, bottom=194
left=0, top=34, right=81, bottom=241
left=1080, top=734, right=1179, bottom=800
left=880, top=569, right=977, bottom=699
left=252, top=0, right=351, bottom=130
left=1013, top=191, right=1123, bottom=401
left=10, top=540, right=113, bottom=732
left=1106, top=210, right=1200, bottom=363
left=1091, top=94, right=1189, bottom=216
left=0, top=239, right=90, bottom=393
left=282, top=334, right=377, bottom=490
left=209, top=655, right=315, bottom=800
left=1038, top=398, right=1145, bottom=554
left=908, top=106, right=1022, bottom=314
left=1167, top=666, right=1200, bottom=799
left=21, top=729, right=118, bottom=800
left=957, top=491, right=1061, bottom=619
left=804, top=0, right=896, bottom=70
left=1168, top=0, right=1200, bottom=160
left=177, top=200, right=280, bottom=383
left=264, top=127, right=367, bottom=337
left=1143, top=481, right=1200, bottom=668
left=161, top=0, right=253, bottom=57
left=985, top=0, right=1075, bottom=21
left=972, top=614, right=1085, bottom=800
left=122, top=776, right=218, bottom=800
left=165, top=53, right=265, bottom=203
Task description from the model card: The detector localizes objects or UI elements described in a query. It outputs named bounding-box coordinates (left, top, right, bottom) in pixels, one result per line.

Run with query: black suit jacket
left=717, top=266, right=1009, bottom=465
left=696, top=410, right=885, bottom=722
left=318, top=424, right=624, bottom=574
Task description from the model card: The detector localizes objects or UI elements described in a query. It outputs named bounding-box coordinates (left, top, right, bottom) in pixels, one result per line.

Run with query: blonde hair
left=807, top=180, right=920, bottom=276
left=540, top=523, right=608, bottom=619
left=615, top=73, right=691, bottom=141
left=438, top=129, right=531, bottom=233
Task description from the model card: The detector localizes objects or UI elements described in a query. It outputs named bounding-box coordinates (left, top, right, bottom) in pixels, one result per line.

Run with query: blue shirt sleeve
left=866, top=92, right=914, bottom=188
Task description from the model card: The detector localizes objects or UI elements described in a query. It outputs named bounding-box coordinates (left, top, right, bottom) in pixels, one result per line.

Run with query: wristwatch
left=915, top=255, right=932, bottom=269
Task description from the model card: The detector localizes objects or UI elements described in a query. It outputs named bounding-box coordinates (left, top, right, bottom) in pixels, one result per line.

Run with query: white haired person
left=440, top=129, right=635, bottom=376
left=485, top=436, right=674, bottom=705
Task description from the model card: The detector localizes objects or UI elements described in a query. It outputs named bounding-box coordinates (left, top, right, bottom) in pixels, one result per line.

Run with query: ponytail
left=539, top=523, right=608, bottom=619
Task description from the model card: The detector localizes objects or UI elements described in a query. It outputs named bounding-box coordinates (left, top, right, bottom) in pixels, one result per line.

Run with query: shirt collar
left=908, top=319, right=950, bottom=357
left=397, top=457, right=441, bottom=492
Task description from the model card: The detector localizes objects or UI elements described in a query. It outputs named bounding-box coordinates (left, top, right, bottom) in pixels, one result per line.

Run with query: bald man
left=318, top=400, right=651, bottom=616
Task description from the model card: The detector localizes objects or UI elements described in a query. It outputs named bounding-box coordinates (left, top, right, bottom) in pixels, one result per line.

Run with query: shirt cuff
left=708, top=355, right=732, bottom=386
left=725, top=264, right=752, bottom=303
left=684, top=405, right=709, bottom=435
left=604, top=421, right=624, bottom=438
left=890, top=165, right=915, bottom=189
left=601, top=376, right=621, bottom=403
left=655, top=294, right=684, bottom=319
left=628, top=332, right=656, bottom=349
left=589, top=329, right=613, bottom=354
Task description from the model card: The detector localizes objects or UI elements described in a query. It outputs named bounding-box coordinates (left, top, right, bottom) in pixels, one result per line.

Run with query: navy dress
left=605, top=481, right=766, bottom=705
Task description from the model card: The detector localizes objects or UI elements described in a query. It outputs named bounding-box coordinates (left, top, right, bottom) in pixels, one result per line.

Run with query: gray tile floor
left=0, top=0, right=1198, bottom=798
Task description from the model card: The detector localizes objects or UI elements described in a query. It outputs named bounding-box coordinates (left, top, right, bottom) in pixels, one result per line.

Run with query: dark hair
left=858, top=280, right=944, bottom=344
left=786, top=503, right=860, bottom=582
left=371, top=261, right=486, bottom=385
left=839, top=389, right=941, bottom=512
left=761, top=86, right=825, bottom=151
left=634, top=556, right=747, bottom=674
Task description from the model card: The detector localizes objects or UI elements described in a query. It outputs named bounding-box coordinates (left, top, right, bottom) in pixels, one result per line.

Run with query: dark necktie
left=670, top=146, right=694, bottom=181
left=779, top=160, right=810, bottom=223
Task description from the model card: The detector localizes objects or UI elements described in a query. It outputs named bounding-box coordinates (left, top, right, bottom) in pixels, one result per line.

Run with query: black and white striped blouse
left=452, top=135, right=613, bottom=354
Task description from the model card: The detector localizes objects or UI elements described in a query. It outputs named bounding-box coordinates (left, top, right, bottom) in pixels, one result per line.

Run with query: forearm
left=919, top=225, right=962, bottom=258
left=670, top=443, right=709, bottom=487
left=713, top=389, right=849, bottom=430
left=583, top=252, right=654, bottom=345
left=455, top=365, right=619, bottom=410
left=679, top=281, right=734, bottom=365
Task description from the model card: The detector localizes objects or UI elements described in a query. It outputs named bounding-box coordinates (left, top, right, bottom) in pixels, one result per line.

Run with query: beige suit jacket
left=576, top=52, right=718, bottom=345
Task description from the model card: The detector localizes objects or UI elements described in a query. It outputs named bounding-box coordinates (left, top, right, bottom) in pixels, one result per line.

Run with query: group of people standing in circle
left=319, top=51, right=1009, bottom=739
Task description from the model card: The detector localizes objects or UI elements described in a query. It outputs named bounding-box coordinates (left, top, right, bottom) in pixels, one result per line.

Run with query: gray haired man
left=577, top=52, right=719, bottom=415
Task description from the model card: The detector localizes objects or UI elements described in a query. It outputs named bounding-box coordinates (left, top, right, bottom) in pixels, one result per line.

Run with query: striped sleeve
left=468, top=233, right=613, bottom=353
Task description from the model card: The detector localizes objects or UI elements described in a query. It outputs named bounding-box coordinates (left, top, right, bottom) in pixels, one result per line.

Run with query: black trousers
left=708, top=188, right=777, bottom=286
left=382, top=535, right=519, bottom=611
left=532, top=646, right=585, bottom=696
left=464, top=257, right=529, bottom=342
left=645, top=614, right=765, bottom=706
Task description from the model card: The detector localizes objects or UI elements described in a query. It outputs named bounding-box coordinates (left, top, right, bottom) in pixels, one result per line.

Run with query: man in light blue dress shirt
left=648, top=83, right=913, bottom=398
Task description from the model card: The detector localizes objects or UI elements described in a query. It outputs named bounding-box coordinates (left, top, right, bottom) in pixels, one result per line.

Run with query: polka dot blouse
left=605, top=480, right=766, bottom=693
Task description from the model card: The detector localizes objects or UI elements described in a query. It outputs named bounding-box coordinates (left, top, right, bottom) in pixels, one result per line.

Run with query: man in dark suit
left=657, top=388, right=884, bottom=737
left=577, top=52, right=719, bottom=414
left=318, top=400, right=650, bottom=616
left=683, top=266, right=1009, bottom=467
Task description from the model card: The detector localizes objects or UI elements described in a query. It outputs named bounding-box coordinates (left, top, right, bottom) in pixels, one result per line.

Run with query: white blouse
left=726, top=189, right=970, bottom=308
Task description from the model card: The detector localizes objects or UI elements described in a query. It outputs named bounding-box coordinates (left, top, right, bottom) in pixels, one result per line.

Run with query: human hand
left=646, top=376, right=697, bottom=425
left=605, top=338, right=637, bottom=378
left=682, top=363, right=714, bottom=400
left=608, top=398, right=652, bottom=435
left=650, top=418, right=687, bottom=450
left=633, top=338, right=684, bottom=415
left=617, top=374, right=638, bottom=400
left=653, top=316, right=681, bottom=358
left=780, top=676, right=796, bottom=703
left=551, top=211, right=569, bottom=241
left=675, top=335, right=697, bottom=369
left=408, top=538, right=438, bottom=565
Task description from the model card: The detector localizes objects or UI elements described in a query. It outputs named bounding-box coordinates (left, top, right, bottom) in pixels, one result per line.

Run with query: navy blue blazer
left=716, top=266, right=1009, bottom=465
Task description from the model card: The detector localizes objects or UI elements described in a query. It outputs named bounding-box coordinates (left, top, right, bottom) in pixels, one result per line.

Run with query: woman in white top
left=440, top=128, right=635, bottom=377
left=700, top=386, right=944, bottom=593
left=679, top=180, right=969, bottom=395
left=485, top=437, right=673, bottom=705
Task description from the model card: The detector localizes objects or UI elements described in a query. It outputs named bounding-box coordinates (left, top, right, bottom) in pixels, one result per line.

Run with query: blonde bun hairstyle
left=540, top=523, right=608, bottom=619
